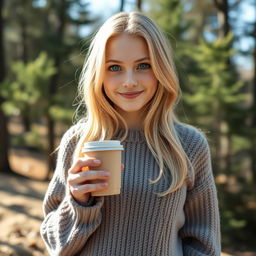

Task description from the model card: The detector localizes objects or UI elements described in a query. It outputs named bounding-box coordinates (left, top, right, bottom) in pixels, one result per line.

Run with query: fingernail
left=93, top=159, right=101, bottom=164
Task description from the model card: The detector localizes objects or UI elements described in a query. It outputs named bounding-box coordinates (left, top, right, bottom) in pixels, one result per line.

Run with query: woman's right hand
left=67, top=158, right=110, bottom=204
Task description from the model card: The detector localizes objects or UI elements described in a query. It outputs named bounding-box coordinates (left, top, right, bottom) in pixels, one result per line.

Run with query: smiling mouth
left=118, top=91, right=143, bottom=99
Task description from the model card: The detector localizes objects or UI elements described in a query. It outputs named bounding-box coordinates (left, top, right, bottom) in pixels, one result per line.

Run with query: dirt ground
left=0, top=118, right=255, bottom=255
left=0, top=170, right=48, bottom=256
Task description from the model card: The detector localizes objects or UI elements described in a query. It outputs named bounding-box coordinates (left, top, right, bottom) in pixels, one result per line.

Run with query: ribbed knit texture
left=40, top=123, right=221, bottom=256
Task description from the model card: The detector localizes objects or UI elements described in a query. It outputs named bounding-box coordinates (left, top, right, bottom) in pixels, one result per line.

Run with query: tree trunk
left=22, top=114, right=31, bottom=132
left=0, top=0, right=5, bottom=81
left=46, top=113, right=56, bottom=178
left=213, top=0, right=230, bottom=37
left=46, top=0, right=66, bottom=176
left=13, top=1, right=31, bottom=132
left=20, top=9, right=31, bottom=132
left=0, top=104, right=11, bottom=172
left=120, top=0, right=125, bottom=12
left=0, top=0, right=12, bottom=172
left=46, top=68, right=59, bottom=175
left=21, top=17, right=28, bottom=64
left=213, top=101, right=222, bottom=172
left=136, top=0, right=142, bottom=11
left=251, top=20, right=256, bottom=184
left=213, top=0, right=232, bottom=172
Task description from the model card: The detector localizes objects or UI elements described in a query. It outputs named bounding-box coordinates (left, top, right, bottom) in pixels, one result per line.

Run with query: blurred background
left=0, top=0, right=255, bottom=255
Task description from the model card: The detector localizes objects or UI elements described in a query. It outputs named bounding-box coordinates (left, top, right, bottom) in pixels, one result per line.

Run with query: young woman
left=41, top=12, right=221, bottom=256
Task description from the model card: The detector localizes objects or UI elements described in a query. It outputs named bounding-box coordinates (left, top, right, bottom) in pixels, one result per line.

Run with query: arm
left=40, top=127, right=104, bottom=256
left=180, top=135, right=221, bottom=256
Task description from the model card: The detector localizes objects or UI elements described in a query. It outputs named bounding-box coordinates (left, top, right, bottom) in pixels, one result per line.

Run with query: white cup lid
left=82, top=140, right=124, bottom=152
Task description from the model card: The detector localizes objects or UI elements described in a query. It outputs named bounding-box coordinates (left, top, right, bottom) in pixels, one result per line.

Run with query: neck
left=118, top=110, right=144, bottom=130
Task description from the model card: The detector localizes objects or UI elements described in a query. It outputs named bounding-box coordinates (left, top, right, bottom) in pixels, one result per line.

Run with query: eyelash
left=108, top=65, right=121, bottom=72
left=137, top=63, right=151, bottom=70
left=108, top=63, right=151, bottom=72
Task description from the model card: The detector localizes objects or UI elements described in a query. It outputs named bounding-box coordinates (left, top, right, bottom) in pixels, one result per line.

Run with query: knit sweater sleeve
left=179, top=127, right=221, bottom=256
left=40, top=125, right=104, bottom=256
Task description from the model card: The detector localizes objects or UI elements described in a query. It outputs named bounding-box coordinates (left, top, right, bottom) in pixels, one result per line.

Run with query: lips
left=118, top=91, right=143, bottom=99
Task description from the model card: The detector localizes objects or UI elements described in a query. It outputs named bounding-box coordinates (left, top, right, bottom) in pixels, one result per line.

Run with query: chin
left=121, top=108, right=141, bottom=113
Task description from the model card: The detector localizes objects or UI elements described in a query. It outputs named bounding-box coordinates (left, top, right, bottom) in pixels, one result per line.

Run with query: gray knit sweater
left=40, top=123, right=221, bottom=256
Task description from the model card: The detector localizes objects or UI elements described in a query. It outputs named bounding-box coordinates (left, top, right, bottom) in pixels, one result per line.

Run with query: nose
left=123, top=69, right=138, bottom=88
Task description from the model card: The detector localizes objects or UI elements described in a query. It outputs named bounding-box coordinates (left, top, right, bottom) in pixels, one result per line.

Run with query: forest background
left=0, top=0, right=255, bottom=255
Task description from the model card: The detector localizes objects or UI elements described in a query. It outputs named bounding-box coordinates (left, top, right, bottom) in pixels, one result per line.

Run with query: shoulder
left=174, top=123, right=213, bottom=190
left=174, top=122, right=210, bottom=163
left=58, top=121, right=87, bottom=153
left=175, top=122, right=208, bottom=147
left=61, top=121, right=86, bottom=142
left=55, top=122, right=87, bottom=173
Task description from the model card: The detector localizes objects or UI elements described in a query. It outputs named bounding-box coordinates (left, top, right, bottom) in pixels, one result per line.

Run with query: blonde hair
left=75, top=12, right=188, bottom=196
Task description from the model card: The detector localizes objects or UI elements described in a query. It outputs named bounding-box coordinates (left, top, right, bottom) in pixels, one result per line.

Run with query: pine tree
left=148, top=0, right=189, bottom=42
left=147, top=0, right=195, bottom=96
left=183, top=34, right=248, bottom=169
left=0, top=0, right=12, bottom=172
left=3, top=0, right=95, bottom=175
left=25, top=0, right=94, bottom=174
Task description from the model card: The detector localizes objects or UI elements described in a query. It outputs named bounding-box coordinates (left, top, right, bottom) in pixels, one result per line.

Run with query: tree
left=37, top=0, right=94, bottom=174
left=2, top=0, right=95, bottom=175
left=149, top=0, right=189, bottom=41
left=147, top=0, right=196, bottom=97
left=1, top=53, right=57, bottom=123
left=136, top=0, right=142, bottom=11
left=120, top=0, right=125, bottom=11
left=0, top=0, right=12, bottom=173
left=4, top=0, right=46, bottom=131
left=251, top=17, right=256, bottom=183
left=183, top=34, right=248, bottom=169
left=213, top=0, right=230, bottom=37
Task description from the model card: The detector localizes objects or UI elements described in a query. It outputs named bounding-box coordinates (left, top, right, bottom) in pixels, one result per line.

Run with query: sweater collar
left=115, top=129, right=145, bottom=143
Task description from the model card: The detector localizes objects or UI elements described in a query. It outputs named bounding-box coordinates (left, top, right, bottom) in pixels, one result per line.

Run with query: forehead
left=105, top=33, right=149, bottom=60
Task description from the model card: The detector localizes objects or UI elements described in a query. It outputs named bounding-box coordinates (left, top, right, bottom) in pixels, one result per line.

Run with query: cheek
left=104, top=75, right=121, bottom=90
left=103, top=80, right=117, bottom=101
left=142, top=74, right=158, bottom=92
left=139, top=72, right=157, bottom=83
left=147, top=75, right=158, bottom=97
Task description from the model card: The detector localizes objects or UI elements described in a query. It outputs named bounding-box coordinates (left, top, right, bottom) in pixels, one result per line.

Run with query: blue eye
left=137, top=63, right=151, bottom=70
left=109, top=65, right=121, bottom=72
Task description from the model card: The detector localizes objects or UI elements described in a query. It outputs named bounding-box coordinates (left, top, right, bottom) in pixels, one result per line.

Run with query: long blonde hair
left=75, top=12, right=188, bottom=196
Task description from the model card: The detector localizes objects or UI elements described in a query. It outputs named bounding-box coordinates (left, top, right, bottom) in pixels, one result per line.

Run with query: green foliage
left=11, top=128, right=44, bottom=151
left=1, top=52, right=56, bottom=116
left=219, top=183, right=256, bottom=250
left=149, top=0, right=190, bottom=41
left=49, top=105, right=74, bottom=124
left=232, top=135, right=251, bottom=152
left=183, top=34, right=249, bottom=118
left=147, top=0, right=195, bottom=96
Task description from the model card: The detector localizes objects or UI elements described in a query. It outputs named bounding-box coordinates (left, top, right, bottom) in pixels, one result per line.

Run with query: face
left=103, top=33, right=158, bottom=125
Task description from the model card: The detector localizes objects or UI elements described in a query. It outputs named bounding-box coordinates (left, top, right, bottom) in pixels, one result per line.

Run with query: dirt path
left=0, top=173, right=48, bottom=256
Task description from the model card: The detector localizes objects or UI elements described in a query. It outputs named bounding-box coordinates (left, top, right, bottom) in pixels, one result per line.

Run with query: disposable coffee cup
left=80, top=140, right=124, bottom=196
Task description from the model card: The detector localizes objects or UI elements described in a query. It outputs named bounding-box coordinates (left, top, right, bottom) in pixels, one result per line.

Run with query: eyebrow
left=106, top=57, right=150, bottom=63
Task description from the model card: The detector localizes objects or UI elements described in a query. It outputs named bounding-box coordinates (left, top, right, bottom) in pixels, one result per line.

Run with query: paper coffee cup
left=80, top=140, right=124, bottom=196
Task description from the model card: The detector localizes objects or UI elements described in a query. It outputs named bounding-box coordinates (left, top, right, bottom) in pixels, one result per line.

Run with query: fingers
left=69, top=182, right=108, bottom=199
left=69, top=158, right=101, bottom=174
left=68, top=171, right=109, bottom=204
left=67, top=158, right=125, bottom=204
left=67, top=170, right=110, bottom=186
left=67, top=158, right=110, bottom=203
